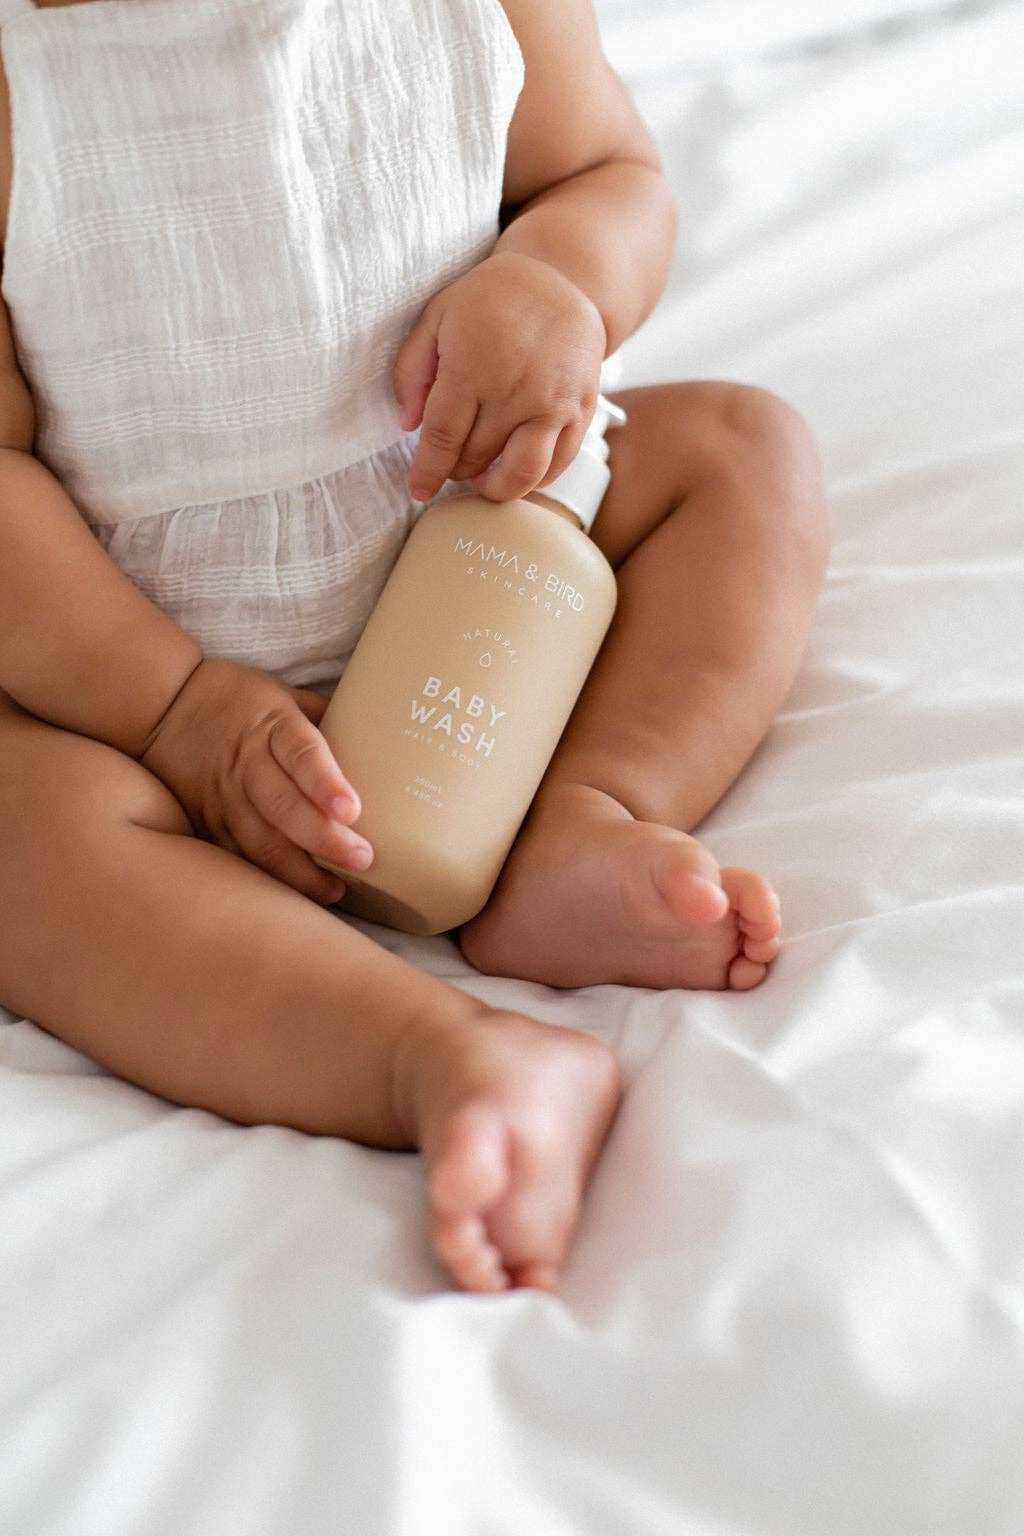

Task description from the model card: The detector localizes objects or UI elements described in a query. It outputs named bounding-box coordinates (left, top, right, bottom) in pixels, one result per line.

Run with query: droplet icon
left=478, top=651, right=493, bottom=668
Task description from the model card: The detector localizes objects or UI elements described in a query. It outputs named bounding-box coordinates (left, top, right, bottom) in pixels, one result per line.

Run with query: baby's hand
left=140, top=657, right=371, bottom=904
left=393, top=250, right=606, bottom=504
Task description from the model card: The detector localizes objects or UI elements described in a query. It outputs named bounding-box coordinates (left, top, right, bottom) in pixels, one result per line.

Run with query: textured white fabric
left=0, top=0, right=523, bottom=687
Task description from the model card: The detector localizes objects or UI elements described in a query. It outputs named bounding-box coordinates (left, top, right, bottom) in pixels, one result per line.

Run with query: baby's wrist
left=487, top=247, right=608, bottom=356
left=135, top=645, right=207, bottom=764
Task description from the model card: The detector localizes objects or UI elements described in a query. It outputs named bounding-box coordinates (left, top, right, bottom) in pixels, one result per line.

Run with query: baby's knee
left=719, top=382, right=819, bottom=473
left=0, top=709, right=192, bottom=868
left=701, top=382, right=831, bottom=564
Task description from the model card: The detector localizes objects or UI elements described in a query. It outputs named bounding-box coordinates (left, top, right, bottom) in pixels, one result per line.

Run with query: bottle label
left=387, top=522, right=610, bottom=781
left=453, top=535, right=586, bottom=613
left=330, top=508, right=615, bottom=835
left=407, top=675, right=506, bottom=761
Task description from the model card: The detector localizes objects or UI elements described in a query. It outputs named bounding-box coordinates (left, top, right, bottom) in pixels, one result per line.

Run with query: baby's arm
left=395, top=0, right=676, bottom=504
left=0, top=292, right=367, bottom=901
left=494, top=0, right=677, bottom=356
left=0, top=297, right=202, bottom=757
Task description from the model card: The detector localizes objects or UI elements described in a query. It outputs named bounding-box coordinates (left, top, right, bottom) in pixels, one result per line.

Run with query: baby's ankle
left=529, top=778, right=635, bottom=825
left=390, top=991, right=496, bottom=1148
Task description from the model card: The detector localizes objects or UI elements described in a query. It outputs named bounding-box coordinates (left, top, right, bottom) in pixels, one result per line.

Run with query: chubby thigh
left=0, top=683, right=451, bottom=1143
left=0, top=687, right=193, bottom=1020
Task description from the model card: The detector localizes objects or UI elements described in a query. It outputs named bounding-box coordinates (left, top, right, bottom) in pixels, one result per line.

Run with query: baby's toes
left=509, top=1260, right=561, bottom=1293
left=720, top=868, right=782, bottom=989
left=476, top=1145, right=587, bottom=1297
left=425, top=1103, right=513, bottom=1292
left=727, top=954, right=770, bottom=990
left=720, top=867, right=781, bottom=936
left=430, top=1210, right=510, bottom=1293
left=741, top=931, right=782, bottom=965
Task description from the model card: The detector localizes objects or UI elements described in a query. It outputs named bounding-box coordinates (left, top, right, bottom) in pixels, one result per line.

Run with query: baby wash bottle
left=318, top=396, right=626, bottom=934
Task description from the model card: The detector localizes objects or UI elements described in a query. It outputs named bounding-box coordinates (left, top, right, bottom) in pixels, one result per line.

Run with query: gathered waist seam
left=78, top=432, right=419, bottom=529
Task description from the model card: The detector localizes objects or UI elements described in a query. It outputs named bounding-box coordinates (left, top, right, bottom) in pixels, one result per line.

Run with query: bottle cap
left=540, top=394, right=627, bottom=533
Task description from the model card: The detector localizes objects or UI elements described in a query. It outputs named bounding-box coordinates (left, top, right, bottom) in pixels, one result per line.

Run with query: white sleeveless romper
left=0, top=0, right=524, bottom=691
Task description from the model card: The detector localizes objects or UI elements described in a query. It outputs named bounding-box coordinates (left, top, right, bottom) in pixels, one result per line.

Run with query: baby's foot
left=400, top=1007, right=621, bottom=1293
left=459, top=783, right=781, bottom=991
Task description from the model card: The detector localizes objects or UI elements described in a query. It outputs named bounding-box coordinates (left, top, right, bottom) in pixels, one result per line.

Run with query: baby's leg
left=461, top=382, right=831, bottom=990
left=0, top=693, right=619, bottom=1293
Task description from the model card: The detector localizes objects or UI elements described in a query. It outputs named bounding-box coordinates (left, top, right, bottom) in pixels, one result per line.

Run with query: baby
left=0, top=0, right=830, bottom=1293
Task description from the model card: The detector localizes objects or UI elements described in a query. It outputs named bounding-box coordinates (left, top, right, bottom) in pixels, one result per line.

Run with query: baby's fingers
left=225, top=797, right=348, bottom=906
left=290, top=687, right=329, bottom=726
left=268, top=710, right=362, bottom=824
left=245, top=747, right=374, bottom=877
left=474, top=421, right=563, bottom=504
left=393, top=311, right=440, bottom=434
left=408, top=379, right=478, bottom=502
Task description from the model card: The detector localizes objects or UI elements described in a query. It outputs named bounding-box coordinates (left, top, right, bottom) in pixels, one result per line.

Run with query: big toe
left=651, top=840, right=730, bottom=927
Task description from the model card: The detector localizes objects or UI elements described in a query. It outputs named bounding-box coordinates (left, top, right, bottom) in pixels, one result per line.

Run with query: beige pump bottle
left=318, top=396, right=626, bottom=935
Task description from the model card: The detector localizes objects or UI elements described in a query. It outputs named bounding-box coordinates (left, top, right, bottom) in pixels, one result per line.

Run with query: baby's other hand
left=393, top=250, right=606, bottom=504
left=140, top=657, right=371, bottom=904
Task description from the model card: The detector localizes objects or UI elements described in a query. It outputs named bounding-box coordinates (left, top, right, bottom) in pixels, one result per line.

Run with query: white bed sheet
left=2, top=2, right=1023, bottom=1532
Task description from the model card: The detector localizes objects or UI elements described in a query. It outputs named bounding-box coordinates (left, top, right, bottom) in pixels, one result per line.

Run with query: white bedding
left=2, top=2, right=1023, bottom=1532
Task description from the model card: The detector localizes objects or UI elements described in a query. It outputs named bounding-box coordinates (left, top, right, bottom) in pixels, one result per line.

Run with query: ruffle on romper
left=91, top=438, right=426, bottom=693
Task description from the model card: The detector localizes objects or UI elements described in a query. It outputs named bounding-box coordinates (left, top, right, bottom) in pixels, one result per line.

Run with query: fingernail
left=330, top=793, right=360, bottom=822
left=344, top=840, right=374, bottom=871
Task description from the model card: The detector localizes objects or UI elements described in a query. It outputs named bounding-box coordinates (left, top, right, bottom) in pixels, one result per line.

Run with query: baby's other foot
left=459, top=783, right=781, bottom=991
left=400, top=1008, right=621, bottom=1294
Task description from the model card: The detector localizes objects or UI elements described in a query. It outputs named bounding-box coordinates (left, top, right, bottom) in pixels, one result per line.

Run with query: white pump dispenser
left=540, top=395, right=627, bottom=532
